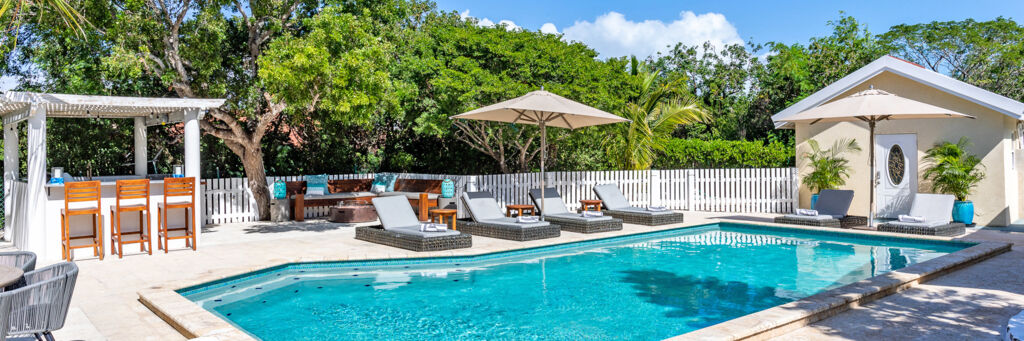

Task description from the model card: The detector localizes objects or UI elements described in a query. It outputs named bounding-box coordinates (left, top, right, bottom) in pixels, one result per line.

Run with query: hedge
left=653, top=139, right=795, bottom=169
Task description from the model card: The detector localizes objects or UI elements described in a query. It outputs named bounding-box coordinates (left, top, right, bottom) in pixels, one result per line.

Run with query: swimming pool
left=181, top=223, right=971, bottom=340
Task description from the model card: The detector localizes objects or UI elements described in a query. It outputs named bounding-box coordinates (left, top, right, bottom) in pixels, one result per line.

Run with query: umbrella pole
left=868, top=120, right=876, bottom=228
left=540, top=120, right=546, bottom=221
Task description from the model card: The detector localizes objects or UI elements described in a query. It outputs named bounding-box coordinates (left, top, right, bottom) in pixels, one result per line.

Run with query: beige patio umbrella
left=451, top=89, right=629, bottom=219
left=780, top=88, right=975, bottom=226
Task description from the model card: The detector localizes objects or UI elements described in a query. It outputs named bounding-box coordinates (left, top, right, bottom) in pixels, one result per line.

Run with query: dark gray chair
left=877, top=193, right=966, bottom=236
left=460, top=191, right=560, bottom=241
left=0, top=252, right=36, bottom=273
left=528, top=188, right=622, bottom=234
left=0, top=262, right=79, bottom=341
left=354, top=195, right=472, bottom=252
left=774, top=189, right=866, bottom=228
left=592, top=184, right=685, bottom=226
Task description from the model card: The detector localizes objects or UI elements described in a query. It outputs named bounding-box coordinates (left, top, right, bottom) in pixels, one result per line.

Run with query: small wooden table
left=429, top=209, right=458, bottom=231
left=0, top=265, right=24, bottom=290
left=505, top=204, right=535, bottom=217
left=579, top=200, right=603, bottom=211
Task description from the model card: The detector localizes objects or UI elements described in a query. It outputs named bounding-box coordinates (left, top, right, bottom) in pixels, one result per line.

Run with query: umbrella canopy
left=451, top=89, right=629, bottom=219
left=779, top=88, right=974, bottom=226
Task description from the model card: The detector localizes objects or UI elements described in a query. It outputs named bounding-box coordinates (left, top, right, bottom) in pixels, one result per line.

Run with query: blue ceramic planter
left=952, top=201, right=974, bottom=225
left=810, top=194, right=820, bottom=210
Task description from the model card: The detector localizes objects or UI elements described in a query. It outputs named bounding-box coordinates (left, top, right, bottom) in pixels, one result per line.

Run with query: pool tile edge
left=671, top=239, right=1012, bottom=341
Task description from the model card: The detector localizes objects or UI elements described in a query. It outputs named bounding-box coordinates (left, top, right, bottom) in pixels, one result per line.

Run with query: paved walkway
left=775, top=228, right=1024, bottom=340
left=8, top=214, right=1021, bottom=340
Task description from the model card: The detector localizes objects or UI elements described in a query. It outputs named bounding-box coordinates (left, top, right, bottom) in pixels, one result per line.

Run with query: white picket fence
left=201, top=168, right=799, bottom=225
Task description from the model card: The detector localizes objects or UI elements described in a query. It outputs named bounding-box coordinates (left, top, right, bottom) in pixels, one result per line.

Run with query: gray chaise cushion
left=593, top=184, right=630, bottom=210
left=478, top=217, right=552, bottom=228
left=885, top=193, right=956, bottom=228
left=462, top=191, right=506, bottom=221
left=528, top=188, right=572, bottom=215
left=780, top=214, right=836, bottom=221
left=548, top=212, right=613, bottom=222
left=291, top=192, right=376, bottom=200
left=371, top=196, right=459, bottom=237
left=611, top=206, right=676, bottom=216
left=815, top=189, right=855, bottom=217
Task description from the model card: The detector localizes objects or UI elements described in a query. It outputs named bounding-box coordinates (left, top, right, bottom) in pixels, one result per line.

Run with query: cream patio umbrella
left=451, top=89, right=629, bottom=220
left=779, top=88, right=975, bottom=226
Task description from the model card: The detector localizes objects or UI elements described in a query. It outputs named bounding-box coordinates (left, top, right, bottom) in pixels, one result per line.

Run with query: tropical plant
left=1, top=0, right=85, bottom=52
left=605, top=58, right=708, bottom=170
left=801, top=138, right=861, bottom=193
left=922, top=137, right=985, bottom=201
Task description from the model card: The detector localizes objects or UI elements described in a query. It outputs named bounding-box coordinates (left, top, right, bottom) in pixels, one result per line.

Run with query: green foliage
left=922, top=137, right=985, bottom=201
left=800, top=138, right=861, bottom=193
left=605, top=59, right=707, bottom=170
left=653, top=139, right=794, bottom=169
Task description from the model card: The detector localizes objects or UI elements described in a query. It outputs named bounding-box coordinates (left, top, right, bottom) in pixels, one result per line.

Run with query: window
left=887, top=145, right=905, bottom=185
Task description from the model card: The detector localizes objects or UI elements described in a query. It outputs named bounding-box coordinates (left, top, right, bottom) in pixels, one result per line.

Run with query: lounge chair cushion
left=462, top=191, right=506, bottom=221
left=611, top=206, right=676, bottom=216
left=528, top=188, right=572, bottom=215
left=377, top=191, right=440, bottom=200
left=389, top=225, right=461, bottom=237
left=815, top=189, right=855, bottom=217
left=593, top=184, right=630, bottom=210
left=906, top=193, right=955, bottom=224
left=372, top=195, right=421, bottom=230
left=478, top=217, right=552, bottom=229
left=291, top=192, right=376, bottom=200
left=548, top=212, right=614, bottom=222
left=780, top=214, right=836, bottom=221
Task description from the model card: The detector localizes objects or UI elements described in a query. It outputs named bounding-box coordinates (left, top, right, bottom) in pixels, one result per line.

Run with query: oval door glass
left=888, top=145, right=905, bottom=185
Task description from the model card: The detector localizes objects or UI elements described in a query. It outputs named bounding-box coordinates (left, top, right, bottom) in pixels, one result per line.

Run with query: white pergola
left=1, top=91, right=224, bottom=256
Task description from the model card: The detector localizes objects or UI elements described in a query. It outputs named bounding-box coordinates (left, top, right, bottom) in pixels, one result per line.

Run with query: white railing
left=201, top=168, right=799, bottom=225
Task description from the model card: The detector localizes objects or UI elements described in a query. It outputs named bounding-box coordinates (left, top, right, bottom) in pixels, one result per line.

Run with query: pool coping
left=138, top=219, right=1011, bottom=341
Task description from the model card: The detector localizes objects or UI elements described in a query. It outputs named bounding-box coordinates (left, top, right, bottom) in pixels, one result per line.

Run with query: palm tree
left=605, top=58, right=707, bottom=170
left=1, top=0, right=85, bottom=51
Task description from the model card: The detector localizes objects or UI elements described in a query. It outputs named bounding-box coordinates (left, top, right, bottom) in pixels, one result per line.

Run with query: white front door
left=875, top=134, right=917, bottom=218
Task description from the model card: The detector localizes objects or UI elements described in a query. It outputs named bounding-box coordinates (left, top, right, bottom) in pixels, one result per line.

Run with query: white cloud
left=561, top=11, right=743, bottom=58
left=498, top=20, right=520, bottom=31
left=459, top=9, right=470, bottom=20
left=477, top=17, right=495, bottom=27
left=540, top=23, right=559, bottom=34
left=459, top=9, right=519, bottom=31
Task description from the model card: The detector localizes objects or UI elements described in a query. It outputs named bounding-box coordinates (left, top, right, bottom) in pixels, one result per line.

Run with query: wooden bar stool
left=110, top=179, right=152, bottom=258
left=158, top=177, right=197, bottom=253
left=61, top=181, right=103, bottom=261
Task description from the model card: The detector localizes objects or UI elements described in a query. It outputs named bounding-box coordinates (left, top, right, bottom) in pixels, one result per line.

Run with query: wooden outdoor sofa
left=286, top=178, right=442, bottom=221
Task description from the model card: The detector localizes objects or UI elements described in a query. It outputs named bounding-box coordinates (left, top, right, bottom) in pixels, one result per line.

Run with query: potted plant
left=922, top=137, right=985, bottom=225
left=801, top=138, right=861, bottom=208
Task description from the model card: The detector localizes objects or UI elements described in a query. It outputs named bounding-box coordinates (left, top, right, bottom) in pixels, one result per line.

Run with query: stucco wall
left=794, top=71, right=1016, bottom=226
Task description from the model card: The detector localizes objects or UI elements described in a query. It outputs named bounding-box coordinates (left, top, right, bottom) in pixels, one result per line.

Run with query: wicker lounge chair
left=0, top=262, right=78, bottom=341
left=0, top=252, right=36, bottom=273
left=528, top=188, right=622, bottom=233
left=459, top=191, right=561, bottom=241
left=774, top=189, right=866, bottom=228
left=877, top=193, right=966, bottom=236
left=592, top=184, right=685, bottom=226
left=356, top=195, right=471, bottom=252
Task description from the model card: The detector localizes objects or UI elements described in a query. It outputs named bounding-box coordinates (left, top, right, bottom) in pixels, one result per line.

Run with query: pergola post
left=25, top=103, right=48, bottom=258
left=3, top=121, right=18, bottom=241
left=183, top=109, right=202, bottom=243
left=134, top=117, right=148, bottom=176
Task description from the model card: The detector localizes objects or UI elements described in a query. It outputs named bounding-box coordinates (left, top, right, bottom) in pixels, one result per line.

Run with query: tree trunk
left=240, top=145, right=271, bottom=221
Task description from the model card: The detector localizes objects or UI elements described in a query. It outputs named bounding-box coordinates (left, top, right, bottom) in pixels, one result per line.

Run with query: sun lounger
left=774, top=189, right=866, bottom=228
left=459, top=191, right=560, bottom=241
left=355, top=195, right=471, bottom=251
left=529, top=188, right=622, bottom=233
left=877, top=193, right=965, bottom=236
left=592, top=184, right=685, bottom=226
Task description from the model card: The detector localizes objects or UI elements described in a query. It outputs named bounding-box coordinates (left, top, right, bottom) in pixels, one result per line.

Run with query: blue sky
left=436, top=0, right=1024, bottom=58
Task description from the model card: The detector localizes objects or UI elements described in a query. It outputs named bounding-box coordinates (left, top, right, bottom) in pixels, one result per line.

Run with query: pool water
left=183, top=223, right=969, bottom=340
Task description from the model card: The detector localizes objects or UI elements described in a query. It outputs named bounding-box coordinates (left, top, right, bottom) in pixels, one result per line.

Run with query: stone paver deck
left=10, top=213, right=1022, bottom=340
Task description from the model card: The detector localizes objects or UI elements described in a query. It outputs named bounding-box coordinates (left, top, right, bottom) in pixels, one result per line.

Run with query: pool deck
left=4, top=212, right=1023, bottom=340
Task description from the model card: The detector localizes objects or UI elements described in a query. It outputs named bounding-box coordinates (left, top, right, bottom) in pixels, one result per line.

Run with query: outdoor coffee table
left=0, top=265, right=24, bottom=291
left=505, top=204, right=535, bottom=217
left=429, top=209, right=458, bottom=231
left=579, top=200, right=603, bottom=211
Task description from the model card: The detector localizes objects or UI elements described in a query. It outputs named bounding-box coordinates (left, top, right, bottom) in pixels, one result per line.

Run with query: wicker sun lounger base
left=603, top=210, right=685, bottom=226
left=876, top=222, right=966, bottom=236
left=459, top=220, right=561, bottom=241
left=544, top=216, right=623, bottom=234
left=773, top=215, right=868, bottom=228
left=355, top=226, right=472, bottom=252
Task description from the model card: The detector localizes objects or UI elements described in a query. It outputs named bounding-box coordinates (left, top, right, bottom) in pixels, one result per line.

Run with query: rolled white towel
left=581, top=211, right=604, bottom=217
left=898, top=215, right=926, bottom=223
left=646, top=206, right=668, bottom=212
left=517, top=216, right=540, bottom=223
left=796, top=209, right=818, bottom=216
left=419, top=223, right=435, bottom=231
left=434, top=224, right=448, bottom=231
